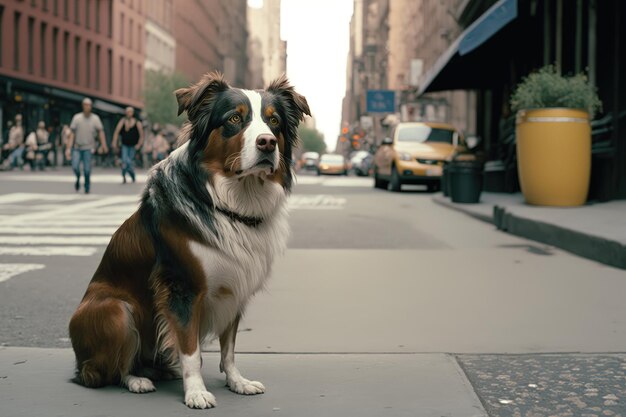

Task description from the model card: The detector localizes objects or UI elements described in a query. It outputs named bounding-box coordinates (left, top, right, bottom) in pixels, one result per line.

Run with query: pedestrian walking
left=112, top=107, right=143, bottom=183
left=65, top=98, right=108, bottom=194
left=1, top=115, right=25, bottom=170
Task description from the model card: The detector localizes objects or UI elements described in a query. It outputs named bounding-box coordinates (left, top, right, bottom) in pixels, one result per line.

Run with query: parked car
left=373, top=122, right=465, bottom=191
left=300, top=151, right=320, bottom=172
left=317, top=153, right=348, bottom=175
left=350, top=150, right=373, bottom=176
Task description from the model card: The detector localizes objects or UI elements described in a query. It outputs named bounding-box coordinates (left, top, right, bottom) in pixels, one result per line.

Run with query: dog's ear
left=268, top=74, right=311, bottom=122
left=174, top=72, right=230, bottom=118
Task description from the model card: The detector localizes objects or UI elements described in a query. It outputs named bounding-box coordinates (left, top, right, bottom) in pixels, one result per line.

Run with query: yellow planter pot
left=515, top=108, right=591, bottom=206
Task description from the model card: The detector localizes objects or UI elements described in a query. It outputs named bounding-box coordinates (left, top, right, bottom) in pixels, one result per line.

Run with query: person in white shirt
left=65, top=98, right=108, bottom=194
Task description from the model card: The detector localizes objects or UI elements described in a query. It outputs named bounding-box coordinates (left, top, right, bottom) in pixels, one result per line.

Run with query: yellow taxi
left=317, top=154, right=348, bottom=175
left=373, top=122, right=465, bottom=191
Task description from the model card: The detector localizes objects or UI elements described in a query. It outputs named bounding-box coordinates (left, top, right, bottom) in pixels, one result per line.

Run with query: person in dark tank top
left=112, top=107, right=144, bottom=183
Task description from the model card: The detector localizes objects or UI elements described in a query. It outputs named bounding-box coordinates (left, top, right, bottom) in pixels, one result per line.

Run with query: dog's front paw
left=227, top=377, right=265, bottom=395
left=185, top=390, right=217, bottom=409
left=124, top=376, right=156, bottom=393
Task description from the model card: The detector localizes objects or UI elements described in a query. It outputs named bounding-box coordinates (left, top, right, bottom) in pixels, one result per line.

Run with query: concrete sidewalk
left=0, top=347, right=486, bottom=417
left=433, top=193, right=626, bottom=269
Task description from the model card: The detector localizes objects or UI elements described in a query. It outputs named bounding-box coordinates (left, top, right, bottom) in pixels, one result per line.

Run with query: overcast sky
left=249, top=0, right=354, bottom=151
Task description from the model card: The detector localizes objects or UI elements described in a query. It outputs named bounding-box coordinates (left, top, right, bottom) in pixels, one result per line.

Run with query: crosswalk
left=0, top=189, right=349, bottom=282
left=0, top=193, right=138, bottom=281
left=0, top=193, right=138, bottom=255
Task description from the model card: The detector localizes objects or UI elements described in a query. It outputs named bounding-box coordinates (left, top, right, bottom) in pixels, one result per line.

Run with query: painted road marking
left=295, top=176, right=372, bottom=187
left=0, top=263, right=45, bottom=283
left=0, top=236, right=112, bottom=245
left=289, top=195, right=346, bottom=210
left=0, top=246, right=98, bottom=256
left=0, top=193, right=134, bottom=261
left=1, top=174, right=149, bottom=184
left=0, top=196, right=137, bottom=226
left=0, top=226, right=118, bottom=235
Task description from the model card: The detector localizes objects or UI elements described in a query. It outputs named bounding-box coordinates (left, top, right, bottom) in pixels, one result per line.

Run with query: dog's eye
left=229, top=114, right=241, bottom=124
left=269, top=117, right=279, bottom=126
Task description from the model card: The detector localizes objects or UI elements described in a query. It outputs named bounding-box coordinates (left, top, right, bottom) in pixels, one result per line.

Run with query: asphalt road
left=1, top=167, right=625, bottom=416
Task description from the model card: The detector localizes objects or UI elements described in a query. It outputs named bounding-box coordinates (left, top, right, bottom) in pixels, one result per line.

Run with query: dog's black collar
left=216, top=206, right=264, bottom=227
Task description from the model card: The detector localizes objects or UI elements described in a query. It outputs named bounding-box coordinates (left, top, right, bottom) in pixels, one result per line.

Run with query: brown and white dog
left=68, top=72, right=310, bottom=409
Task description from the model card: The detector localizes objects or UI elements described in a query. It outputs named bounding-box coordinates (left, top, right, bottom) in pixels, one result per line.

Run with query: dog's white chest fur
left=189, top=175, right=289, bottom=335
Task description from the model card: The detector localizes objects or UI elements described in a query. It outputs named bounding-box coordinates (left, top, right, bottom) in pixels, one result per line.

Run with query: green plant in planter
left=510, top=65, right=602, bottom=119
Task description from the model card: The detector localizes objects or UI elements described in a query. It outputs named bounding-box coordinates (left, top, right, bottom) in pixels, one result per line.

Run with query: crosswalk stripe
left=0, top=227, right=118, bottom=235
left=0, top=246, right=98, bottom=256
left=0, top=263, right=45, bottom=283
left=289, top=195, right=347, bottom=210
left=0, top=196, right=137, bottom=226
left=1, top=174, right=149, bottom=183
left=1, top=236, right=112, bottom=245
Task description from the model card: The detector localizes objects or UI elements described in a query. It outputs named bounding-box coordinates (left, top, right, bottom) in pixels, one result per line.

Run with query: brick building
left=173, top=0, right=248, bottom=87
left=247, top=0, right=286, bottom=90
left=144, top=0, right=175, bottom=74
left=0, top=0, right=145, bottom=138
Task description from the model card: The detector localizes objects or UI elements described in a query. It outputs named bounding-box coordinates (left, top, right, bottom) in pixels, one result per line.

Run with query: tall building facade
left=391, top=0, right=476, bottom=135
left=340, top=0, right=389, bottom=154
left=341, top=0, right=475, bottom=155
left=173, top=0, right=248, bottom=86
left=0, top=0, right=145, bottom=137
left=144, top=0, right=175, bottom=74
left=247, top=0, right=286, bottom=89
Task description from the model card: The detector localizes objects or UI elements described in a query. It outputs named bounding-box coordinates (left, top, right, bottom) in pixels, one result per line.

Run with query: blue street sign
left=366, top=90, right=395, bottom=113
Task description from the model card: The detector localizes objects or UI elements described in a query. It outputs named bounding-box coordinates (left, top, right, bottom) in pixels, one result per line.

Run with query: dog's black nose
left=256, top=134, right=277, bottom=153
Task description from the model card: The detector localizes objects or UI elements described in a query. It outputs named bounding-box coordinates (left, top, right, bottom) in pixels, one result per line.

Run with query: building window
left=107, top=48, right=112, bottom=94
left=74, top=0, right=79, bottom=24
left=14, top=12, right=21, bottom=71
left=0, top=6, right=4, bottom=67
left=28, top=17, right=34, bottom=74
left=120, top=13, right=124, bottom=45
left=63, top=0, right=68, bottom=20
left=95, top=44, right=101, bottom=89
left=129, top=18, right=133, bottom=49
left=120, top=56, right=125, bottom=95
left=31, top=0, right=37, bottom=7
left=137, top=63, right=142, bottom=97
left=129, top=60, right=133, bottom=99
left=86, top=41, right=91, bottom=87
left=52, top=27, right=58, bottom=79
left=43, top=0, right=48, bottom=11
left=85, top=0, right=90, bottom=29
left=74, top=36, right=80, bottom=85
left=137, top=24, right=141, bottom=52
left=40, top=22, right=47, bottom=77
left=63, top=31, right=69, bottom=81
left=53, top=0, right=58, bottom=16
left=95, top=0, right=100, bottom=33
left=107, top=0, right=112, bottom=37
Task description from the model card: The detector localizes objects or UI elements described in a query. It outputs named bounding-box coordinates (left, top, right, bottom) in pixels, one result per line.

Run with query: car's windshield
left=321, top=155, right=344, bottom=163
left=397, top=125, right=455, bottom=144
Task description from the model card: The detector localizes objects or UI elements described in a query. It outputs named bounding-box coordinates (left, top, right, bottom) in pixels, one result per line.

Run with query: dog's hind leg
left=69, top=295, right=153, bottom=393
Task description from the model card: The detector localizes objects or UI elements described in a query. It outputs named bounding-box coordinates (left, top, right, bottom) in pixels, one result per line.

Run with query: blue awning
left=418, top=0, right=518, bottom=95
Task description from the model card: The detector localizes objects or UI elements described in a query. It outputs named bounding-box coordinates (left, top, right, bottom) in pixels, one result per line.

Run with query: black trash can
left=441, top=163, right=450, bottom=197
left=448, top=160, right=483, bottom=203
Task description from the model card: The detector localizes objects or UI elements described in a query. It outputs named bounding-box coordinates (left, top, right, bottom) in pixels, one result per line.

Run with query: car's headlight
left=398, top=152, right=412, bottom=161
